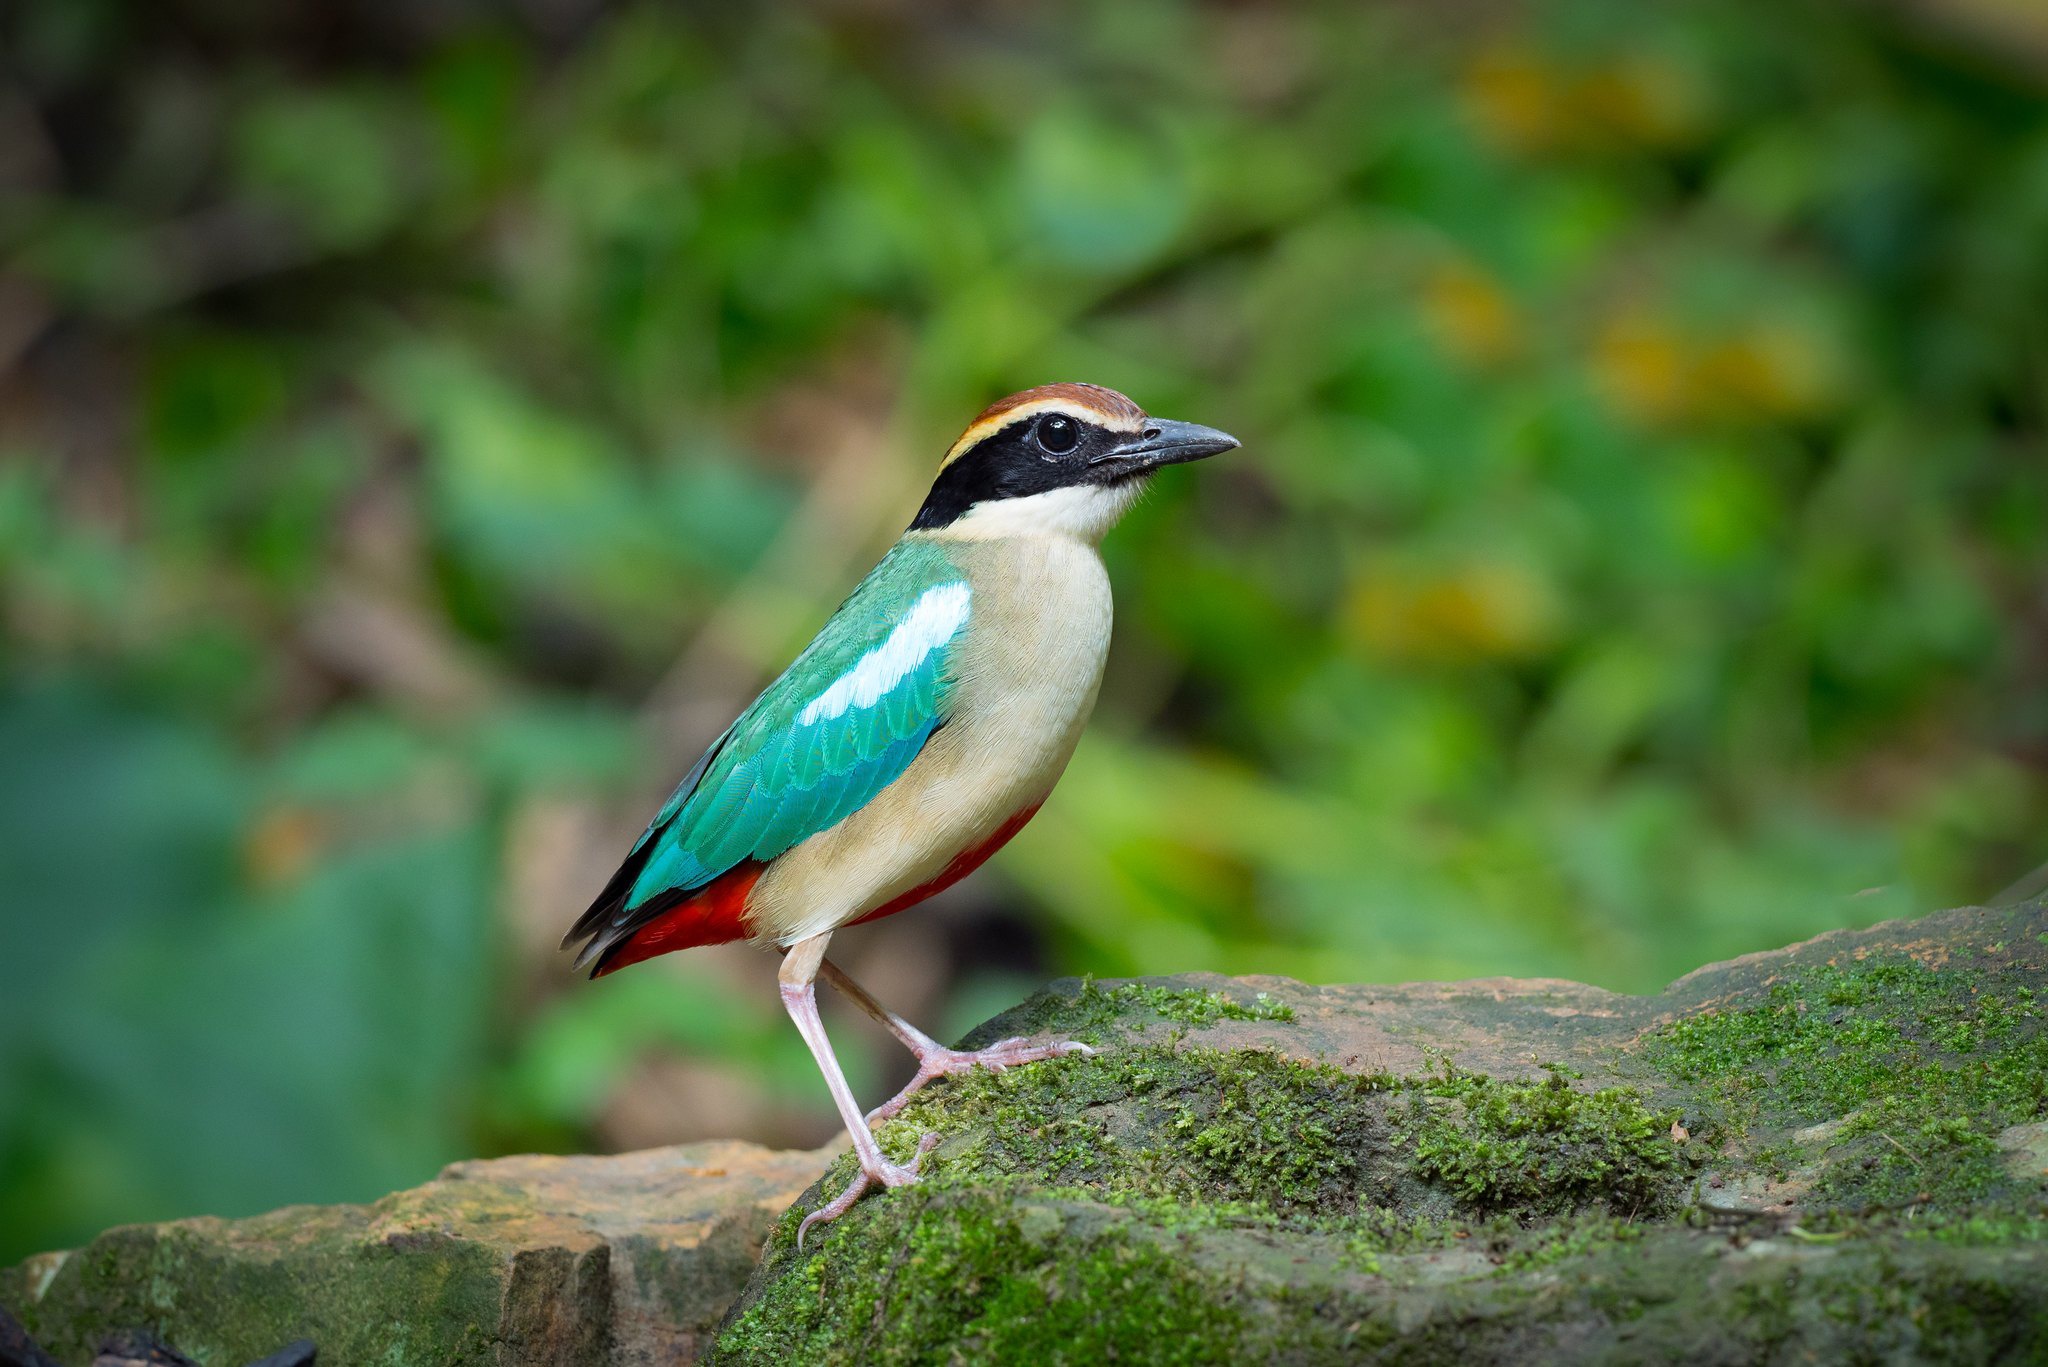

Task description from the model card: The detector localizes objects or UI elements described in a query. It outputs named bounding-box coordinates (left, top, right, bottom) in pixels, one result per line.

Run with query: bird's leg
left=778, top=932, right=938, bottom=1245
left=818, top=957, right=1094, bottom=1127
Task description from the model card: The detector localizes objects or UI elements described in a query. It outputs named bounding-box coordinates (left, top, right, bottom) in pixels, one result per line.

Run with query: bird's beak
left=1092, top=418, right=1241, bottom=476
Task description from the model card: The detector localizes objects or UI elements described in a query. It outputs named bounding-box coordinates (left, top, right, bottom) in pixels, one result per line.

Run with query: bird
left=562, top=382, right=1239, bottom=1238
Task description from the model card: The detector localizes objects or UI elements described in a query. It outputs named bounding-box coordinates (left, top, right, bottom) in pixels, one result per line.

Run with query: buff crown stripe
left=939, top=383, right=1147, bottom=470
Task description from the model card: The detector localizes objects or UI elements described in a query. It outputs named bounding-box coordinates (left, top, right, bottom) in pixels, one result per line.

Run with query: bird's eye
left=1035, top=414, right=1080, bottom=455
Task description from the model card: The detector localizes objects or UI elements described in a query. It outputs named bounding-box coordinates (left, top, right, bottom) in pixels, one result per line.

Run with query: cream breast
left=746, top=530, right=1114, bottom=945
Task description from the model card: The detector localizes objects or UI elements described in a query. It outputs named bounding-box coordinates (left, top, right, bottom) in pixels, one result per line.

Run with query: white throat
left=937, top=479, right=1147, bottom=543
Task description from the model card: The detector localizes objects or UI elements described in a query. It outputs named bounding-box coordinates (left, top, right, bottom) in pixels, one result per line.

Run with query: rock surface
left=6, top=903, right=2045, bottom=1365
left=712, top=900, right=2048, bottom=1364
left=0, top=1141, right=829, bottom=1366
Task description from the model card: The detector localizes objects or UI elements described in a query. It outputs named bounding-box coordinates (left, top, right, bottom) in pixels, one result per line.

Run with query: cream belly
left=747, top=532, right=1114, bottom=944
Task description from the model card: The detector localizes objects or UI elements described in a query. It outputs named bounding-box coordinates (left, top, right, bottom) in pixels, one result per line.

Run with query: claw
left=795, top=1133, right=942, bottom=1249
left=797, top=1170, right=872, bottom=1248
left=864, top=1036, right=1096, bottom=1127
left=794, top=1035, right=1093, bottom=1248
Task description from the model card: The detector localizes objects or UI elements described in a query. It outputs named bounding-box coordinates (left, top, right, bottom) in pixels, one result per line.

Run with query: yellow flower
left=1594, top=311, right=1841, bottom=427
left=1423, top=261, right=1521, bottom=368
left=1463, top=45, right=1569, bottom=156
left=1346, top=558, right=1561, bottom=664
left=1464, top=44, right=1709, bottom=157
left=1593, top=312, right=1690, bottom=425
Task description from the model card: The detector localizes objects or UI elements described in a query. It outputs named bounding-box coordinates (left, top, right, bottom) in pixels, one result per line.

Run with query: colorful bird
left=562, top=383, right=1238, bottom=1236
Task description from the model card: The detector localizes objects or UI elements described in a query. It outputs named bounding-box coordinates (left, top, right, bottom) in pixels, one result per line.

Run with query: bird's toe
left=885, top=1133, right=941, bottom=1185
left=797, top=1170, right=875, bottom=1248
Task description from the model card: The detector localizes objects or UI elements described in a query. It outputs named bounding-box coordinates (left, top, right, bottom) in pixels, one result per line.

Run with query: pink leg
left=818, top=957, right=1094, bottom=1126
left=779, top=934, right=939, bottom=1246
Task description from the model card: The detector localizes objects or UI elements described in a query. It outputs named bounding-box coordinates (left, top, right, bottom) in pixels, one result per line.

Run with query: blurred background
left=3, top=0, right=2045, bottom=1264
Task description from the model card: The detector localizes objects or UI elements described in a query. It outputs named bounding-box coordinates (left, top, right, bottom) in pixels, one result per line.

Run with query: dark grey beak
left=1093, top=418, right=1240, bottom=475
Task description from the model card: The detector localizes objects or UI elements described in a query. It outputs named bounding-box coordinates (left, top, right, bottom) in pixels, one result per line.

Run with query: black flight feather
left=560, top=724, right=734, bottom=971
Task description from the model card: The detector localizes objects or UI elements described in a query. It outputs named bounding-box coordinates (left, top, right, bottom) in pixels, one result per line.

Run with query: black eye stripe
left=911, top=410, right=1136, bottom=529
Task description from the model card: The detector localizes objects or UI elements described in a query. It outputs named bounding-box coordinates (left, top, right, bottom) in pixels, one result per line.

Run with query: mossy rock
left=6, top=905, right=2043, bottom=1364
left=0, top=1142, right=827, bottom=1366
left=712, top=901, right=2048, bottom=1364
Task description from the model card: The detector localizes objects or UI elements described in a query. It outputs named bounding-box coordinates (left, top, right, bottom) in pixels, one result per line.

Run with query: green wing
left=570, top=539, right=970, bottom=952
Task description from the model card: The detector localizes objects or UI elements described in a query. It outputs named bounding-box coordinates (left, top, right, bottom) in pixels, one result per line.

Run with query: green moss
left=1396, top=1068, right=1687, bottom=1217
left=9, top=1218, right=517, bottom=1366
left=1169, top=1050, right=1375, bottom=1208
left=709, top=1038, right=1703, bottom=1353
left=1642, top=955, right=2048, bottom=1213
left=861, top=1045, right=1696, bottom=1237
left=718, top=1179, right=2048, bottom=1365
left=1493, top=1212, right=1649, bottom=1272
left=1000, top=980, right=1295, bottom=1047
left=1646, top=958, right=2045, bottom=1122
left=1910, top=1211, right=2048, bottom=1246
left=887, top=1043, right=1694, bottom=1226
left=721, top=1186, right=1689, bottom=1364
left=879, top=1046, right=1391, bottom=1217
left=713, top=1190, right=1248, bottom=1365
left=874, top=1052, right=1676, bottom=1227
left=1330, top=1207, right=1652, bottom=1279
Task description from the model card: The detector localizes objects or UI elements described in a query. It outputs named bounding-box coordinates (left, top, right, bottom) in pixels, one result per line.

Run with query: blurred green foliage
left=2, top=0, right=2044, bottom=1264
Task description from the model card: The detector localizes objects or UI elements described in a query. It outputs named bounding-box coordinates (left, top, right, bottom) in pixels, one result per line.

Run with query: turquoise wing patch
left=623, top=541, right=969, bottom=911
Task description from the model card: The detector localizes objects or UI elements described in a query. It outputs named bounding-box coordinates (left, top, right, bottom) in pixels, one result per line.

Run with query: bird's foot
left=797, top=1132, right=940, bottom=1249
left=794, top=1038, right=1093, bottom=1247
left=865, top=1037, right=1095, bottom=1127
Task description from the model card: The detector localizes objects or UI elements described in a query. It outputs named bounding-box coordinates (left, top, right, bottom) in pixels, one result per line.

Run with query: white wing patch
left=799, top=583, right=971, bottom=725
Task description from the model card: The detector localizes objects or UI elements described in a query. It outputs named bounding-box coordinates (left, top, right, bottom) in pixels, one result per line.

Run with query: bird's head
left=910, top=383, right=1238, bottom=540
